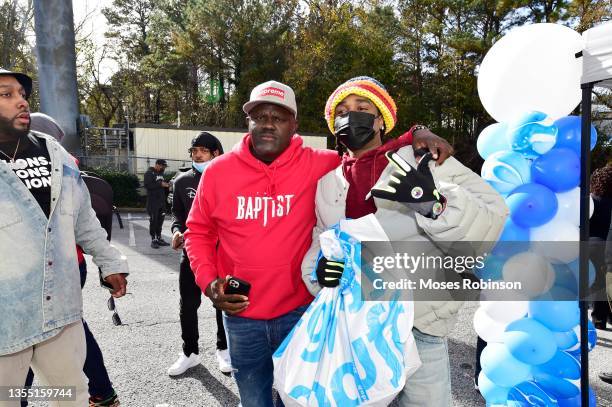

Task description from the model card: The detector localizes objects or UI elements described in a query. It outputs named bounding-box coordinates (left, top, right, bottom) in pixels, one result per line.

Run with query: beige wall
left=133, top=127, right=328, bottom=174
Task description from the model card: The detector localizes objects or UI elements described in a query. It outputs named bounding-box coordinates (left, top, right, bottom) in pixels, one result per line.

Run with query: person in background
left=144, top=159, right=170, bottom=249
left=167, top=132, right=231, bottom=376
left=591, top=165, right=612, bottom=331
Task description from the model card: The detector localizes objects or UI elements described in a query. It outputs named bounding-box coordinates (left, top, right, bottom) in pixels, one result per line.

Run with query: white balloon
left=550, top=187, right=595, bottom=226
left=473, top=306, right=509, bottom=343
left=502, top=252, right=555, bottom=296
left=480, top=300, right=529, bottom=323
left=531, top=220, right=580, bottom=264
left=478, top=23, right=582, bottom=122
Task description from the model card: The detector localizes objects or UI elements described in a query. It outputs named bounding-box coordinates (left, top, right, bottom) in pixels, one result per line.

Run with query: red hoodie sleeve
left=184, top=169, right=219, bottom=293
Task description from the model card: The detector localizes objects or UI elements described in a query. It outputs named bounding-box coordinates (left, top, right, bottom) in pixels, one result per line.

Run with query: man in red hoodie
left=184, top=80, right=452, bottom=406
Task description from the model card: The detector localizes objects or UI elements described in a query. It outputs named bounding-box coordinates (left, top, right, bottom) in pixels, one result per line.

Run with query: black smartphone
left=224, top=276, right=251, bottom=300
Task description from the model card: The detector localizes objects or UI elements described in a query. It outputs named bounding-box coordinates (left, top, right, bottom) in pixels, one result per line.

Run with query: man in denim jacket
left=0, top=69, right=128, bottom=406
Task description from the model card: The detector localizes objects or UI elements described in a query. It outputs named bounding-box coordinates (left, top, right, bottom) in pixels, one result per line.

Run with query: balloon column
left=474, top=23, right=599, bottom=406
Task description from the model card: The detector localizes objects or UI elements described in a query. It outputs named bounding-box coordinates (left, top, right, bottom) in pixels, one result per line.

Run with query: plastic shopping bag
left=273, top=215, right=420, bottom=406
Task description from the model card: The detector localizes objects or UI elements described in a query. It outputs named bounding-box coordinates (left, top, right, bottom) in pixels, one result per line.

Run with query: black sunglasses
left=107, top=296, right=123, bottom=326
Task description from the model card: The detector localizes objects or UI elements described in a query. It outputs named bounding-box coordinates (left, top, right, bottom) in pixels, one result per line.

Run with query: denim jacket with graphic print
left=0, top=132, right=128, bottom=355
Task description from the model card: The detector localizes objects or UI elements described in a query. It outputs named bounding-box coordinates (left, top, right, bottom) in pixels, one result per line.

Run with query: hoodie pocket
left=232, top=263, right=297, bottom=305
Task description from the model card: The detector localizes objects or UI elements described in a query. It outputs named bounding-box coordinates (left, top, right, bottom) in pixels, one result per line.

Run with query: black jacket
left=144, top=167, right=166, bottom=211
left=171, top=168, right=201, bottom=234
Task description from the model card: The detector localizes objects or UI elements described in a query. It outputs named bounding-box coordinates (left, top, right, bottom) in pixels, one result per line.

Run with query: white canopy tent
left=578, top=20, right=612, bottom=405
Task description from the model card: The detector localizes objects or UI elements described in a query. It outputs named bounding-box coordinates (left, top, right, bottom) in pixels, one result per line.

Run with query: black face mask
left=334, top=111, right=376, bottom=150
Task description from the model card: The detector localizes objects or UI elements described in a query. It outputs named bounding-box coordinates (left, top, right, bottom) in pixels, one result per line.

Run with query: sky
left=72, top=0, right=116, bottom=81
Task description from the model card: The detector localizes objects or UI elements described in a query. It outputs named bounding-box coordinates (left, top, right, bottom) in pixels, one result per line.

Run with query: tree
left=0, top=0, right=38, bottom=108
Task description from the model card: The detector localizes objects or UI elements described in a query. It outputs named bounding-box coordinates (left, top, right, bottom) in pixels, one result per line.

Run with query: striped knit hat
left=324, top=76, right=397, bottom=134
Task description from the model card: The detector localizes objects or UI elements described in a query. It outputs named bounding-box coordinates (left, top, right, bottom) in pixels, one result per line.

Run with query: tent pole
left=579, top=82, right=593, bottom=405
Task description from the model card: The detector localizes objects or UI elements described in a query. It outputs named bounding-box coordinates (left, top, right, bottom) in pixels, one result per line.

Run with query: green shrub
left=82, top=167, right=141, bottom=207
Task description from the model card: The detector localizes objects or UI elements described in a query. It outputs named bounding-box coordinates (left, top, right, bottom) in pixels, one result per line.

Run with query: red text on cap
left=258, top=87, right=285, bottom=100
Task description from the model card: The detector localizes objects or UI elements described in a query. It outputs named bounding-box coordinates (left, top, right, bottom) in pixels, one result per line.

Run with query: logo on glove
left=411, top=187, right=423, bottom=199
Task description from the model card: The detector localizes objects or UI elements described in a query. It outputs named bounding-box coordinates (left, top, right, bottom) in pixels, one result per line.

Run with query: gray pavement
left=31, top=213, right=612, bottom=406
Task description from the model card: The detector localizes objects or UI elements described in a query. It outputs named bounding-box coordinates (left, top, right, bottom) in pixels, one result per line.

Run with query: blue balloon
left=507, top=183, right=558, bottom=228
left=554, top=116, right=598, bottom=155
left=553, top=264, right=579, bottom=296
left=481, top=343, right=532, bottom=388
left=492, top=219, right=531, bottom=259
left=534, top=372, right=580, bottom=399
left=503, top=318, right=557, bottom=365
left=482, top=150, right=532, bottom=194
left=507, top=381, right=558, bottom=406
left=567, top=320, right=598, bottom=356
left=557, top=387, right=597, bottom=407
left=553, top=330, right=578, bottom=351
left=507, top=111, right=558, bottom=158
left=532, top=148, right=580, bottom=192
left=500, top=218, right=531, bottom=242
left=477, top=122, right=510, bottom=160
left=565, top=259, right=596, bottom=287
left=533, top=351, right=581, bottom=380
left=475, top=254, right=505, bottom=281
left=478, top=372, right=511, bottom=405
left=588, top=320, right=597, bottom=351
left=529, top=301, right=579, bottom=332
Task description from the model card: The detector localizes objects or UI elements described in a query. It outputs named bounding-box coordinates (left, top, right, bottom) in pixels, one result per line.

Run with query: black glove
left=316, top=256, right=345, bottom=288
left=370, top=150, right=446, bottom=219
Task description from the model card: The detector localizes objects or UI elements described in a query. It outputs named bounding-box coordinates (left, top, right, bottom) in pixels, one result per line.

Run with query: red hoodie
left=343, top=131, right=414, bottom=219
left=184, top=134, right=340, bottom=319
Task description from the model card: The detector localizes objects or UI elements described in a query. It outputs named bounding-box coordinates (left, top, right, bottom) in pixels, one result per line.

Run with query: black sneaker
left=157, top=237, right=170, bottom=246
left=151, top=239, right=160, bottom=249
left=600, top=371, right=612, bottom=384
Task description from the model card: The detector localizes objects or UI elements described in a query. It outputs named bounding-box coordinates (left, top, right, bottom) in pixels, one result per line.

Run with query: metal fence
left=77, top=155, right=191, bottom=175
left=81, top=126, right=192, bottom=175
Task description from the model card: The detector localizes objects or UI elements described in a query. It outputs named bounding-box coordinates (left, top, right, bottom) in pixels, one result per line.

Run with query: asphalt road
left=29, top=213, right=612, bottom=406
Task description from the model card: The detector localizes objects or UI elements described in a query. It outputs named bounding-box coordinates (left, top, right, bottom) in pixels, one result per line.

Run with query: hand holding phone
left=206, top=276, right=250, bottom=314
left=224, top=276, right=251, bottom=297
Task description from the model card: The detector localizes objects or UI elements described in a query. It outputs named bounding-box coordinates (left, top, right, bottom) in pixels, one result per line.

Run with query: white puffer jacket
left=302, top=145, right=509, bottom=337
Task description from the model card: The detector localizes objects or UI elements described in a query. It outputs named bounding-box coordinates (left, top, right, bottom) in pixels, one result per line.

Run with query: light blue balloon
left=554, top=116, right=598, bottom=155
left=553, top=330, right=578, bottom=351
left=507, top=381, right=558, bottom=406
left=481, top=343, right=532, bottom=388
left=478, top=372, right=510, bottom=405
left=491, top=219, right=531, bottom=259
left=503, top=318, right=557, bottom=365
left=477, top=123, right=510, bottom=160
left=567, top=320, right=597, bottom=356
left=482, top=150, right=532, bottom=195
left=474, top=254, right=505, bottom=281
left=532, top=148, right=580, bottom=192
left=507, top=111, right=558, bottom=158
left=529, top=301, right=579, bottom=332
left=507, top=183, right=558, bottom=228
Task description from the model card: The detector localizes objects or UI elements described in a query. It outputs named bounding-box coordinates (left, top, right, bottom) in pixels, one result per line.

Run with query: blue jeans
left=397, top=328, right=451, bottom=407
left=224, top=305, right=308, bottom=407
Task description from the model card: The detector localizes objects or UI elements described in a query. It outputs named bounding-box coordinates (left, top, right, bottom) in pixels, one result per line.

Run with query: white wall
left=132, top=127, right=329, bottom=174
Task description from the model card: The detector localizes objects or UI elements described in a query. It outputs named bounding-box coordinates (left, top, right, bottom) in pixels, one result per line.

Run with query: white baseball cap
left=242, top=80, right=297, bottom=118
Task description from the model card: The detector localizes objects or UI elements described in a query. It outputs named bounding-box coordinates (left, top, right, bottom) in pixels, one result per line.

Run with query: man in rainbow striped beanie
left=302, top=76, right=508, bottom=406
